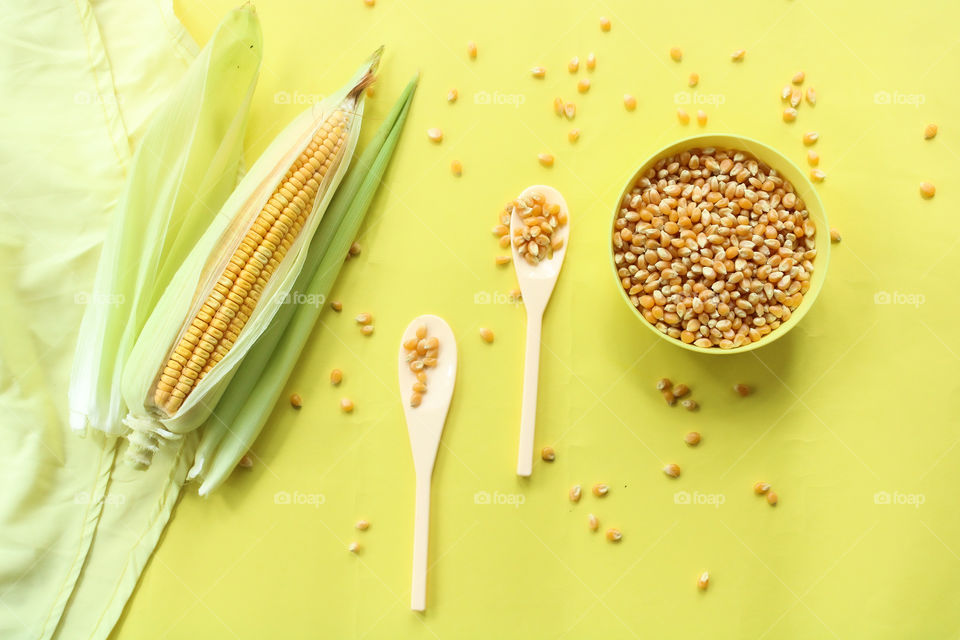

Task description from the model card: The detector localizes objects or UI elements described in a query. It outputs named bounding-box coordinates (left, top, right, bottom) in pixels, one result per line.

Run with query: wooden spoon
left=511, top=185, right=570, bottom=477
left=398, top=315, right=457, bottom=611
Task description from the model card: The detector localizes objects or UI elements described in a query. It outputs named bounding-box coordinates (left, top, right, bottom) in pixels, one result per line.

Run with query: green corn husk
left=195, top=75, right=418, bottom=495
left=68, top=6, right=263, bottom=437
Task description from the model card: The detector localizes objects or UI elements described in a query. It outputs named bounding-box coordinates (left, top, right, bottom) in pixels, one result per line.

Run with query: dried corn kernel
left=340, top=398, right=354, bottom=413
left=696, top=110, right=707, bottom=126
left=670, top=47, right=683, bottom=62
left=568, top=56, right=579, bottom=73
left=684, top=431, right=701, bottom=446
left=766, top=491, right=778, bottom=506
left=588, top=514, right=599, bottom=530
left=688, top=72, right=699, bottom=87
left=356, top=519, right=370, bottom=530
left=697, top=571, right=709, bottom=590
left=924, top=123, right=938, bottom=140
left=672, top=383, right=690, bottom=398
left=447, top=88, right=458, bottom=103
left=830, top=228, right=841, bottom=243
left=783, top=107, right=797, bottom=122
left=920, top=182, right=936, bottom=198
left=466, top=41, right=477, bottom=59
left=290, top=393, right=302, bottom=408
left=541, top=446, right=556, bottom=461
left=577, top=78, right=591, bottom=93
left=330, top=369, right=343, bottom=385
left=568, top=128, right=580, bottom=143
left=538, top=153, right=554, bottom=167
left=348, top=541, right=360, bottom=553
left=330, top=300, right=343, bottom=312
left=479, top=327, right=494, bottom=343
left=450, top=159, right=462, bottom=177
left=656, top=378, right=672, bottom=391
left=623, top=94, right=637, bottom=111
left=355, top=312, right=372, bottom=325
left=754, top=481, right=770, bottom=494
left=681, top=399, right=698, bottom=411
left=807, top=150, right=819, bottom=166
left=427, top=128, right=443, bottom=143
left=531, top=66, right=546, bottom=78
left=733, top=383, right=752, bottom=397
left=569, top=485, right=582, bottom=502
left=586, top=52, right=596, bottom=70
left=663, top=463, right=681, bottom=478
left=238, top=453, right=253, bottom=469
left=599, top=16, right=611, bottom=31
left=805, top=87, right=816, bottom=106
left=803, top=131, right=819, bottom=146
left=592, top=483, right=609, bottom=497
left=792, top=71, right=805, bottom=84
left=606, top=528, right=622, bottom=542
left=730, top=48, right=745, bottom=61
left=810, top=169, right=826, bottom=182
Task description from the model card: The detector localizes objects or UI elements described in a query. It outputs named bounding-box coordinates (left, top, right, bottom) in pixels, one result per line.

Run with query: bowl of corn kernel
left=610, top=134, right=830, bottom=353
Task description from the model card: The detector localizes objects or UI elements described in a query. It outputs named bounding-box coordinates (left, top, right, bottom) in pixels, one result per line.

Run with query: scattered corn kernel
left=810, top=169, right=826, bottom=182
left=530, top=66, right=546, bottom=78
left=361, top=325, right=374, bottom=336
left=330, top=301, right=342, bottom=313
left=588, top=514, right=599, bottom=531
left=663, top=463, right=681, bottom=478
left=681, top=399, right=698, bottom=411
left=792, top=71, right=805, bottom=85
left=766, top=491, right=778, bottom=506
left=363, top=0, right=374, bottom=6
left=592, top=483, right=609, bottom=497
left=780, top=85, right=791, bottom=101
left=805, top=87, right=816, bottom=106
left=656, top=378, right=672, bottom=391
left=563, top=102, right=576, bottom=119
left=348, top=242, right=362, bottom=257
left=577, top=78, right=591, bottom=93
left=662, top=390, right=676, bottom=406
left=340, top=398, right=354, bottom=413
left=330, top=369, right=343, bottom=385
left=356, top=519, right=370, bottom=530
left=568, top=56, right=579, bottom=73
left=790, top=88, right=802, bottom=108
left=924, top=123, right=938, bottom=140
left=447, top=88, right=458, bottom=103
left=684, top=431, right=701, bottom=446
left=606, top=528, right=622, bottom=542
left=466, top=41, right=477, bottom=59
left=450, top=159, right=463, bottom=177
left=782, top=107, right=797, bottom=122
left=427, top=128, right=443, bottom=143
left=677, top=108, right=690, bottom=125
left=410, top=392, right=422, bottom=407
left=479, top=327, right=494, bottom=343
left=803, top=131, right=819, bottom=146
left=623, top=94, right=637, bottom=111
left=569, top=484, right=582, bottom=502
left=807, top=150, right=819, bottom=166
left=920, top=181, right=936, bottom=199
left=553, top=97, right=564, bottom=116
left=541, top=446, right=556, bottom=462
left=730, top=48, right=745, bottom=61
left=733, top=383, right=752, bottom=397
left=670, top=47, right=683, bottom=62
left=687, top=72, right=699, bottom=87
left=348, top=541, right=360, bottom=553
left=355, top=312, right=372, bottom=325
left=754, top=481, right=770, bottom=494
left=586, top=52, right=596, bottom=71
left=830, top=228, right=841, bottom=243
left=568, top=128, right=580, bottom=143
left=696, top=110, right=707, bottom=126
left=697, top=571, right=710, bottom=590
left=289, top=391, right=303, bottom=408
left=495, top=255, right=511, bottom=266
left=238, top=453, right=253, bottom=469
left=538, top=153, right=555, bottom=167
left=672, top=383, right=690, bottom=398
left=599, top=16, right=611, bottom=31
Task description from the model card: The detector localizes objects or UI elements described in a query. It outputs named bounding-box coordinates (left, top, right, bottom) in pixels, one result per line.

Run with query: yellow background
left=114, top=0, right=960, bottom=637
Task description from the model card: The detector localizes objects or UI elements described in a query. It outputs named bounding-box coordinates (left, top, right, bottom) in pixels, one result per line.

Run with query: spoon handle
left=410, top=476, right=432, bottom=611
left=516, top=310, right=543, bottom=476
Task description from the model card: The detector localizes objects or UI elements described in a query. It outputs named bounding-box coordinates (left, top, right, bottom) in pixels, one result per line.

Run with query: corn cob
left=153, top=111, right=352, bottom=415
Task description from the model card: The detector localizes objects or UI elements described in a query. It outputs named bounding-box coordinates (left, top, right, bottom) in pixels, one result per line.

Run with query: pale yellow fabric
left=0, top=1, right=195, bottom=637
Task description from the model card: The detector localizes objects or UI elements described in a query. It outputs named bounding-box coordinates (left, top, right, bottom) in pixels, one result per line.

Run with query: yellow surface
left=115, top=1, right=960, bottom=638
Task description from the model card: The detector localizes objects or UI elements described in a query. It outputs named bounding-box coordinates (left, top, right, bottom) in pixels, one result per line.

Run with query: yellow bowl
left=609, top=134, right=830, bottom=354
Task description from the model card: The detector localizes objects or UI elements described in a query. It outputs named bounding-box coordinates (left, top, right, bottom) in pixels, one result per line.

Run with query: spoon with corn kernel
left=511, top=185, right=570, bottom=476
left=398, top=315, right=457, bottom=611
